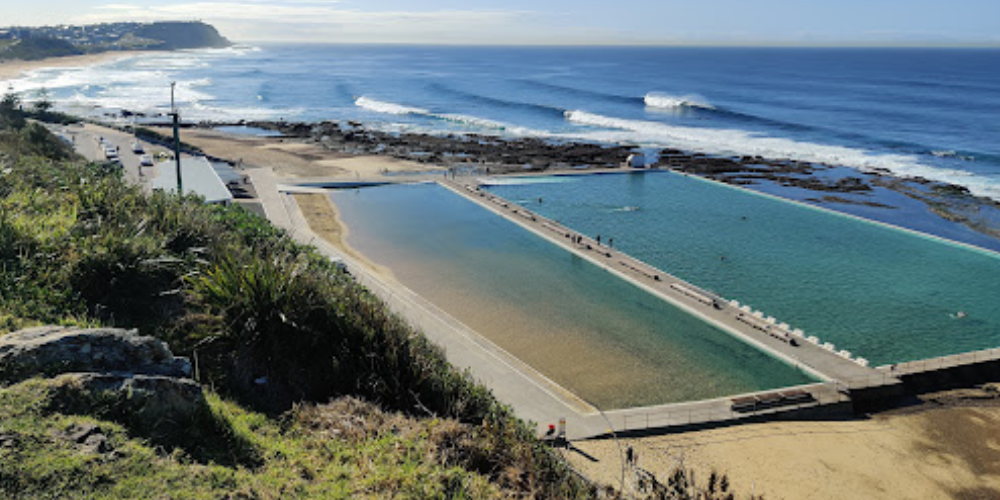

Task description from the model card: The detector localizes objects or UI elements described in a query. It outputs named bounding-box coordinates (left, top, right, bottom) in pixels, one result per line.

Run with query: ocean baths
left=327, top=182, right=815, bottom=410
left=485, top=170, right=1000, bottom=367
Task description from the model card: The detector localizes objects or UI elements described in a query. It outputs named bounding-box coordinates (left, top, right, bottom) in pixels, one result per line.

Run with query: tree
left=0, top=86, right=26, bottom=129
left=32, top=87, right=53, bottom=115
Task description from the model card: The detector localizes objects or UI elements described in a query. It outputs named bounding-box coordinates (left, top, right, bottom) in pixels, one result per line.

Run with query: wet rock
left=240, top=120, right=636, bottom=172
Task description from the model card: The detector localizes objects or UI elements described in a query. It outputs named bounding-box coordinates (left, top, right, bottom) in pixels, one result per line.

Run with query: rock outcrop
left=0, top=326, right=190, bottom=384
left=0, top=326, right=204, bottom=436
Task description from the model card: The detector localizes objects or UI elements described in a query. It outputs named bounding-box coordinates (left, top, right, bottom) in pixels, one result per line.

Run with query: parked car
left=104, top=146, right=118, bottom=160
left=132, top=141, right=145, bottom=154
left=139, top=154, right=154, bottom=167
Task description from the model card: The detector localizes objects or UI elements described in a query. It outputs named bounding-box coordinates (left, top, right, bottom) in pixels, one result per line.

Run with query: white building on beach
left=151, top=156, right=233, bottom=204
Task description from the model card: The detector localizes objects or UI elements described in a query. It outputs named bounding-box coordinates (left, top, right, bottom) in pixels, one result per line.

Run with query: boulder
left=0, top=326, right=190, bottom=384
left=54, top=422, right=113, bottom=454
left=49, top=373, right=207, bottom=433
left=0, top=326, right=204, bottom=438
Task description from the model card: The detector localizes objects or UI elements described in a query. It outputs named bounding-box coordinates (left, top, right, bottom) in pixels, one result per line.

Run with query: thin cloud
left=73, top=2, right=541, bottom=44
left=79, top=3, right=525, bottom=27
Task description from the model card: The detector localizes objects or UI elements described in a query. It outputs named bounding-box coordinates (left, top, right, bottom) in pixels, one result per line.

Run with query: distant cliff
left=134, top=21, right=231, bottom=50
left=0, top=37, right=83, bottom=61
left=0, top=21, right=231, bottom=61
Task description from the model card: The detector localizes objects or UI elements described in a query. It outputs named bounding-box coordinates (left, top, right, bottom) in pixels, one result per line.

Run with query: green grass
left=0, top=110, right=592, bottom=498
left=0, top=380, right=503, bottom=499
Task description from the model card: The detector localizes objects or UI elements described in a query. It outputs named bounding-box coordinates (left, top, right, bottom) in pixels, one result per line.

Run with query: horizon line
left=236, top=39, right=1000, bottom=49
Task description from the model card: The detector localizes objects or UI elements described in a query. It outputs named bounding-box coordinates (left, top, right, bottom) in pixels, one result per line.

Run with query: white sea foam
left=1, top=49, right=304, bottom=123
left=931, top=150, right=975, bottom=162
left=644, top=92, right=715, bottom=111
left=355, top=96, right=429, bottom=115
left=354, top=96, right=535, bottom=134
left=187, top=102, right=306, bottom=121
left=564, top=110, right=1000, bottom=201
left=436, top=113, right=508, bottom=130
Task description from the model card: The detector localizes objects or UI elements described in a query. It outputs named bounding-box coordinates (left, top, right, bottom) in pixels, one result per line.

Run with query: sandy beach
left=565, top=387, right=1000, bottom=500
left=0, top=51, right=150, bottom=81
left=293, top=193, right=397, bottom=283
left=150, top=127, right=444, bottom=180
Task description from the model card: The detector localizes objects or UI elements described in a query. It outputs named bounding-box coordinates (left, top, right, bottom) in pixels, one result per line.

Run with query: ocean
left=4, top=44, right=1000, bottom=201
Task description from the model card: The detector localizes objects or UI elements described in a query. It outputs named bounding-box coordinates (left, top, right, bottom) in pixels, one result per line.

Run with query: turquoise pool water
left=329, top=183, right=814, bottom=409
left=486, top=171, right=1000, bottom=365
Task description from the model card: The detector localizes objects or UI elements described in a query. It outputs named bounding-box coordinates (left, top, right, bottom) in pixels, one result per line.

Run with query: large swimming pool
left=329, top=183, right=815, bottom=409
left=486, top=171, right=1000, bottom=366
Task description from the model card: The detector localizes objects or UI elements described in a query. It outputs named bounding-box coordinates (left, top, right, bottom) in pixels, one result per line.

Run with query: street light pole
left=170, top=82, right=183, bottom=195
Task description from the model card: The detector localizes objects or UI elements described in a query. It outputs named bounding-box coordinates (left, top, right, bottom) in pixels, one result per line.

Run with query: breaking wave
left=354, top=96, right=529, bottom=133
left=931, top=150, right=976, bottom=162
left=644, top=92, right=715, bottom=111
left=354, top=96, right=429, bottom=116
left=564, top=110, right=1000, bottom=201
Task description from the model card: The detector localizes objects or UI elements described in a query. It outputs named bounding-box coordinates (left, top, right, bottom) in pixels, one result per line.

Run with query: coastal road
left=46, top=122, right=172, bottom=188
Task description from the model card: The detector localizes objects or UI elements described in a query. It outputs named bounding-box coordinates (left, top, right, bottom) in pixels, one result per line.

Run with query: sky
left=2, top=0, right=999, bottom=46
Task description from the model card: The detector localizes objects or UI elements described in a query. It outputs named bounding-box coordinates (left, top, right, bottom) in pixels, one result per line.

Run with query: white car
left=132, top=141, right=145, bottom=154
left=104, top=146, right=118, bottom=160
left=139, top=154, right=154, bottom=167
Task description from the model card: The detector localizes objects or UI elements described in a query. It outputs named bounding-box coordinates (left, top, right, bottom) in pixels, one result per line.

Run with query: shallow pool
left=486, top=171, right=1000, bottom=365
left=330, top=183, right=815, bottom=409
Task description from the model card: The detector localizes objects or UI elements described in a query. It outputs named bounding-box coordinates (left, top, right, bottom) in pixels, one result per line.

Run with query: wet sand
left=0, top=51, right=150, bottom=81
left=294, top=193, right=396, bottom=283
